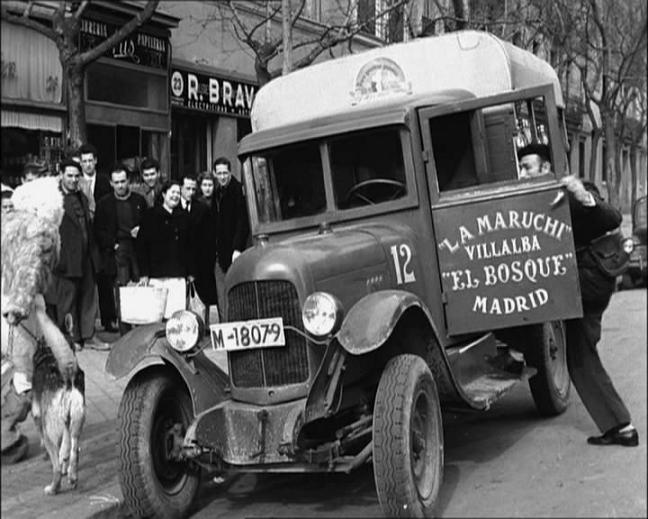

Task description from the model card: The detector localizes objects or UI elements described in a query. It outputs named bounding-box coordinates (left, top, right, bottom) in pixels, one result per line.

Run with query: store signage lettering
left=433, top=190, right=582, bottom=334
left=170, top=69, right=257, bottom=117
left=79, top=18, right=169, bottom=70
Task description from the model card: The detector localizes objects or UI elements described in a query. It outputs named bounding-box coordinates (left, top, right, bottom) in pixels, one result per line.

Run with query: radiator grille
left=228, top=281, right=310, bottom=387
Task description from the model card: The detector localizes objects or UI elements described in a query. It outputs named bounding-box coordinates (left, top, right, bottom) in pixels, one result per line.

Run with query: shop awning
left=1, top=110, right=63, bottom=132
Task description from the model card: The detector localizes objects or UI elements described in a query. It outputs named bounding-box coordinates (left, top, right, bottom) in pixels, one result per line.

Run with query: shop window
left=237, top=118, right=252, bottom=142
left=86, top=61, right=167, bottom=111
left=1, top=128, right=63, bottom=186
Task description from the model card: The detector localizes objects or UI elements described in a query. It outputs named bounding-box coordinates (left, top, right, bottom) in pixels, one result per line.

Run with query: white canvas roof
left=251, top=30, right=563, bottom=132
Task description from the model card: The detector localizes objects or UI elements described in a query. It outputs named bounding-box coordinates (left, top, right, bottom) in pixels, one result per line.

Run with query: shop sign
left=433, top=189, right=582, bottom=335
left=79, top=18, right=169, bottom=70
left=170, top=68, right=257, bottom=117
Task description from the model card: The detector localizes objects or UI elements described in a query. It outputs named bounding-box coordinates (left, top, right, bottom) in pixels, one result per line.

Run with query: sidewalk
left=1, top=327, right=128, bottom=519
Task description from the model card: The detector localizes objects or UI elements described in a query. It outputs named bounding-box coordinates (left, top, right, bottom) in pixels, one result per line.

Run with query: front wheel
left=373, top=354, right=443, bottom=518
left=118, top=371, right=200, bottom=519
left=524, top=321, right=570, bottom=416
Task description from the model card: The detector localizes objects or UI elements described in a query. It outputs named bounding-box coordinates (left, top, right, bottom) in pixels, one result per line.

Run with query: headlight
left=302, top=292, right=344, bottom=338
left=166, top=310, right=204, bottom=353
left=622, top=238, right=634, bottom=254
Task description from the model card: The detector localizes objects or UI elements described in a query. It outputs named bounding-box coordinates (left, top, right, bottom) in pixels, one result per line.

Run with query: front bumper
left=183, top=397, right=306, bottom=466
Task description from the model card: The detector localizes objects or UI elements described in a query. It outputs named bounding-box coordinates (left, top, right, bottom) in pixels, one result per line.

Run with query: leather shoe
left=587, top=427, right=639, bottom=447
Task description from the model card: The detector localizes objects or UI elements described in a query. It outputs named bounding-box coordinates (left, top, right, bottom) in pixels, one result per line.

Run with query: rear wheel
left=373, top=354, right=443, bottom=518
left=524, top=321, right=570, bottom=416
left=118, top=371, right=200, bottom=519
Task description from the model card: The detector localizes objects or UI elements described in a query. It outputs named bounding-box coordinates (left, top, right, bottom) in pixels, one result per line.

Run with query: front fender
left=336, top=290, right=439, bottom=355
left=105, top=323, right=166, bottom=379
left=105, top=323, right=229, bottom=415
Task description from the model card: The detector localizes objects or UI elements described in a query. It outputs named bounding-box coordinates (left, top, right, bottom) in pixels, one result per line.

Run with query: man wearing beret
left=517, top=143, right=638, bottom=447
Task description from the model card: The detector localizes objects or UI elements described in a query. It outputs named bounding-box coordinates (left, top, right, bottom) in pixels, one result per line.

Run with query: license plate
left=210, top=317, right=285, bottom=352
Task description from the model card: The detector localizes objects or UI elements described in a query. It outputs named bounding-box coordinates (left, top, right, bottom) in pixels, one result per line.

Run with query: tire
left=373, top=354, right=443, bottom=518
left=118, top=371, right=200, bottom=519
left=524, top=321, right=570, bottom=416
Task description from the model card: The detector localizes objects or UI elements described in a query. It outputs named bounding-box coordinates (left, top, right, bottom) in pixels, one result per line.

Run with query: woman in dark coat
left=136, top=180, right=195, bottom=317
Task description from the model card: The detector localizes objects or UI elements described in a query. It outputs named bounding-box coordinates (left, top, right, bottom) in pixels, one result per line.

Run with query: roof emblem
left=351, top=57, right=411, bottom=105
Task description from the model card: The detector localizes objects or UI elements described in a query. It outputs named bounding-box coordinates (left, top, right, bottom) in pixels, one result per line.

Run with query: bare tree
left=1, top=0, right=160, bottom=151
left=209, top=0, right=410, bottom=85
left=539, top=0, right=647, bottom=207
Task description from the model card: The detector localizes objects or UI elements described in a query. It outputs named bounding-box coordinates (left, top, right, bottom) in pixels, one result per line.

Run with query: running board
left=443, top=333, right=537, bottom=411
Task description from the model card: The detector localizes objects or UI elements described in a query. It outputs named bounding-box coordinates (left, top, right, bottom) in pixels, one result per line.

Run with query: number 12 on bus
left=210, top=317, right=286, bottom=352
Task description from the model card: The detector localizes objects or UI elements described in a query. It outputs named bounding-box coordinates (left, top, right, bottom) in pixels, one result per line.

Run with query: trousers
left=54, top=256, right=98, bottom=343
left=566, top=299, right=632, bottom=434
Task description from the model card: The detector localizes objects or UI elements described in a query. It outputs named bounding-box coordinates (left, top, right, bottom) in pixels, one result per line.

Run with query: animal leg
left=32, top=400, right=49, bottom=460
left=59, top=428, right=70, bottom=476
left=67, top=390, right=85, bottom=489
left=42, top=433, right=62, bottom=495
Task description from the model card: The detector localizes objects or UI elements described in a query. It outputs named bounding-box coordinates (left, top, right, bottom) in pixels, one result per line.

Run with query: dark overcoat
left=94, top=191, right=148, bottom=275
left=184, top=200, right=218, bottom=305
left=213, top=176, right=249, bottom=272
left=55, top=189, right=98, bottom=278
left=136, top=206, right=194, bottom=279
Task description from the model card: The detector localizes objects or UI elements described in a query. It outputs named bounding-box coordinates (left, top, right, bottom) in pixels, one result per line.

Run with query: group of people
left=3, top=145, right=249, bottom=350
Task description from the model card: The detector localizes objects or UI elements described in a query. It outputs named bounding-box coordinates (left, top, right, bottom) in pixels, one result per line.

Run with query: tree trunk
left=602, top=110, right=620, bottom=208
left=630, top=145, right=638, bottom=203
left=588, top=128, right=601, bottom=183
left=282, top=0, right=292, bottom=75
left=65, top=64, right=87, bottom=152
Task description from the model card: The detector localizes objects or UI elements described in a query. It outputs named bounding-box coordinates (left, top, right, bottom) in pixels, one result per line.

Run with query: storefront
left=169, top=62, right=257, bottom=179
left=81, top=4, right=179, bottom=178
left=1, top=20, right=65, bottom=187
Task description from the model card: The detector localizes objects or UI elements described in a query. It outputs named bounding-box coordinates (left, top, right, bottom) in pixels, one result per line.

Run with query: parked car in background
left=623, top=195, right=647, bottom=288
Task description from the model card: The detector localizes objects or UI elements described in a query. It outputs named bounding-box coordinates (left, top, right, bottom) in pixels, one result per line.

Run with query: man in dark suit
left=518, top=143, right=638, bottom=447
left=78, top=143, right=114, bottom=331
left=212, top=157, right=250, bottom=318
left=94, top=164, right=148, bottom=333
left=53, top=159, right=105, bottom=350
left=179, top=174, right=218, bottom=308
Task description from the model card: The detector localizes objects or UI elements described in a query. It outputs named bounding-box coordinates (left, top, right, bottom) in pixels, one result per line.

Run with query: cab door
left=419, top=85, right=583, bottom=336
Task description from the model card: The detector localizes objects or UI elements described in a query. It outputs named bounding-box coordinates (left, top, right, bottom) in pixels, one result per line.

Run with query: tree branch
left=73, top=0, right=89, bottom=20
left=0, top=4, right=57, bottom=41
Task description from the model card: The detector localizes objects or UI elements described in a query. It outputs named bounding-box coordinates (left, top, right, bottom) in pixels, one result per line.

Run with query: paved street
left=1, top=287, right=645, bottom=518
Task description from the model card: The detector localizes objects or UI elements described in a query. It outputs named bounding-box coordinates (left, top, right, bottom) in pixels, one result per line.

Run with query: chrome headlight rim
left=165, top=310, right=205, bottom=353
left=622, top=237, right=635, bottom=254
left=301, top=291, right=344, bottom=339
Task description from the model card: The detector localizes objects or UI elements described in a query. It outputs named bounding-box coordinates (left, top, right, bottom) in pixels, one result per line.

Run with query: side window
left=330, top=127, right=407, bottom=209
left=430, top=95, right=553, bottom=193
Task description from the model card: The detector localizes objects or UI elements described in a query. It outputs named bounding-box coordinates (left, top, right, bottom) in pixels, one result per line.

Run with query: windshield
left=245, top=126, right=407, bottom=223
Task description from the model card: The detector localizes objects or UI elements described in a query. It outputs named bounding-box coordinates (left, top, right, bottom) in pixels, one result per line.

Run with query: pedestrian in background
left=52, top=159, right=106, bottom=351
left=180, top=174, right=218, bottom=313
left=21, top=162, right=47, bottom=184
left=212, top=157, right=249, bottom=318
left=77, top=143, right=112, bottom=334
left=197, top=171, right=215, bottom=206
left=133, top=158, right=163, bottom=208
left=94, top=164, right=148, bottom=333
left=78, top=143, right=111, bottom=217
left=1, top=190, right=13, bottom=213
left=136, top=180, right=195, bottom=318
left=517, top=143, right=638, bottom=447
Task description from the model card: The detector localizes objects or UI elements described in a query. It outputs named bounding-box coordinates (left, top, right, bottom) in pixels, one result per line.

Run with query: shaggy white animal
left=11, top=176, right=64, bottom=228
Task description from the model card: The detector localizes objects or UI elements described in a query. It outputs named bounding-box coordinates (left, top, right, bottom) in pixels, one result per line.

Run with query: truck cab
left=110, top=31, right=583, bottom=519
